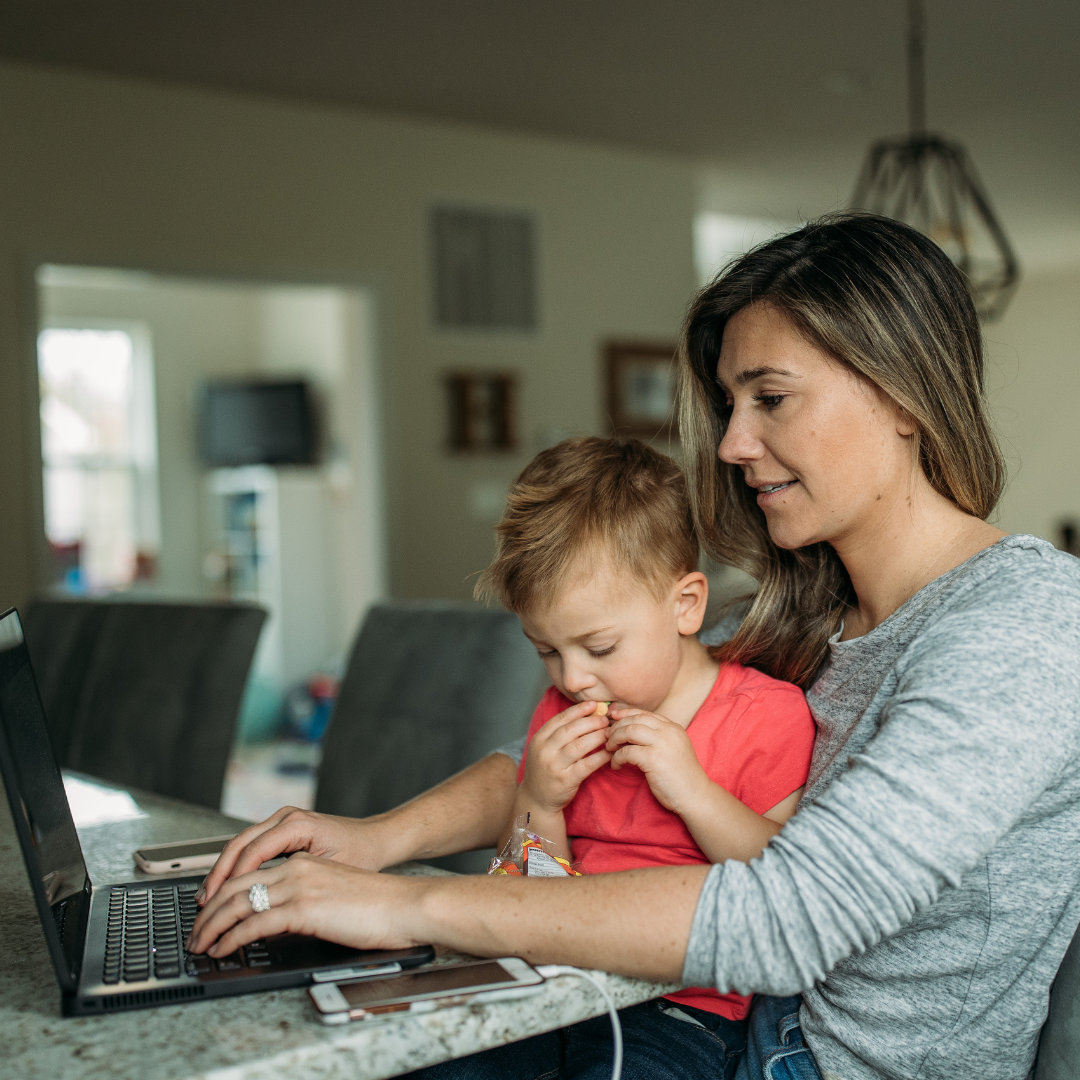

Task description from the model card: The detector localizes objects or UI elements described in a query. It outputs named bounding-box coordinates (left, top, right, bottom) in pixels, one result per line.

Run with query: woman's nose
left=717, top=410, right=761, bottom=465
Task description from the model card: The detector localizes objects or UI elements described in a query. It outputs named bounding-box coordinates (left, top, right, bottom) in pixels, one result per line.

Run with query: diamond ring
left=248, top=882, right=271, bottom=913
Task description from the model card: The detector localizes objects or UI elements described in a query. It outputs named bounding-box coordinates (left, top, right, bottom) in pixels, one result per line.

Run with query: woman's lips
left=755, top=480, right=797, bottom=504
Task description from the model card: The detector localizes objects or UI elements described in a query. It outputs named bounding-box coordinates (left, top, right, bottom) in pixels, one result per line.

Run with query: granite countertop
left=1, top=773, right=676, bottom=1079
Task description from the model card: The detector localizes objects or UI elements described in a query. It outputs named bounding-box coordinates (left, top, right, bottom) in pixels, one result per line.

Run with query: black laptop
left=0, top=606, right=434, bottom=1016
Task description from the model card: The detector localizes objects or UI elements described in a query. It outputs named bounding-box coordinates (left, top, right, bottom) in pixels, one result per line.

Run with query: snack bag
left=489, top=813, right=581, bottom=877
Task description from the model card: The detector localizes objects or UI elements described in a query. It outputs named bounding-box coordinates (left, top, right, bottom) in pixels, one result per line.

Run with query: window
left=38, top=324, right=161, bottom=591
left=694, top=212, right=797, bottom=283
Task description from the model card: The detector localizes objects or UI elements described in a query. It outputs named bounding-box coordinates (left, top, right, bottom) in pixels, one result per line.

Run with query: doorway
left=34, top=265, right=387, bottom=739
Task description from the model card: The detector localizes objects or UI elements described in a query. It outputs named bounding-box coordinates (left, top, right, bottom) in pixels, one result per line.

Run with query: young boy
left=466, top=435, right=815, bottom=1080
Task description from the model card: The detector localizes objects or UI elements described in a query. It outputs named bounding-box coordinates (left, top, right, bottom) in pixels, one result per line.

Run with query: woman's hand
left=201, top=752, right=524, bottom=906
left=198, top=807, right=389, bottom=906
left=518, top=701, right=614, bottom=814
left=191, top=853, right=704, bottom=986
left=604, top=707, right=709, bottom=817
left=188, top=852, right=428, bottom=958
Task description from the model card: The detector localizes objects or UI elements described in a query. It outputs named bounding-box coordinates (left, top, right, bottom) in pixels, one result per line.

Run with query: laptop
left=0, top=606, right=434, bottom=1016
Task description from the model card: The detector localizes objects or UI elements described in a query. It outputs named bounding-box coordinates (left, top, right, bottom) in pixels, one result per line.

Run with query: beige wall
left=0, top=62, right=698, bottom=624
left=987, top=264, right=1080, bottom=542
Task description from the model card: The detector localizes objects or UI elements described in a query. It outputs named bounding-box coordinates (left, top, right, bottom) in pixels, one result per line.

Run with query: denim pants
left=406, top=997, right=747, bottom=1080
left=734, top=996, right=823, bottom=1080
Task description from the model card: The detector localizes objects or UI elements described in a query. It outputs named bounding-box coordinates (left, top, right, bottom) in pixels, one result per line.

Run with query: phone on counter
left=133, top=834, right=234, bottom=873
left=308, top=957, right=545, bottom=1024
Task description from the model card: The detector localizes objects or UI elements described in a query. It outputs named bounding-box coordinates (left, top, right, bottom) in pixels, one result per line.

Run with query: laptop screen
left=0, top=607, right=90, bottom=989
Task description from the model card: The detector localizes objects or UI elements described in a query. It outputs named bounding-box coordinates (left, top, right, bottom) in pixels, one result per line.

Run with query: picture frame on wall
left=604, top=340, right=678, bottom=439
left=445, top=371, right=517, bottom=452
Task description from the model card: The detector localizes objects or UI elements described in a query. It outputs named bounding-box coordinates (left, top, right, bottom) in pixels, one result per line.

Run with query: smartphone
left=133, top=834, right=234, bottom=873
left=308, top=957, right=545, bottom=1024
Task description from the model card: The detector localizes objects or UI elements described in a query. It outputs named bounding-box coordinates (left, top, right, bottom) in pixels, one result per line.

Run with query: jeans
left=406, top=997, right=747, bottom=1080
left=734, top=996, right=823, bottom=1080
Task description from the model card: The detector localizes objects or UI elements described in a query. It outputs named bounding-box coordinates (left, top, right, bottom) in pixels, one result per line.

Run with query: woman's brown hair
left=677, top=211, right=1005, bottom=689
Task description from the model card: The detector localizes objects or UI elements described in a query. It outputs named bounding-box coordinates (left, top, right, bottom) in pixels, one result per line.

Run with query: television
left=197, top=378, right=318, bottom=467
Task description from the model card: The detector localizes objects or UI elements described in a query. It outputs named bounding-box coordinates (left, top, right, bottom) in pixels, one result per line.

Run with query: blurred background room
left=0, top=0, right=1076, bottom=821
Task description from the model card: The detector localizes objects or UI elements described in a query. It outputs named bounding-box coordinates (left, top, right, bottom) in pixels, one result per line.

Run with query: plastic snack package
left=489, top=814, right=581, bottom=877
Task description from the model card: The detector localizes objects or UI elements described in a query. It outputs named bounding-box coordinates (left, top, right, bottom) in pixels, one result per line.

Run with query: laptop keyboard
left=103, top=882, right=272, bottom=984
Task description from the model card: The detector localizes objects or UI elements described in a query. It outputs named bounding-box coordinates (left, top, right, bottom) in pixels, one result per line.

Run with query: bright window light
left=694, top=212, right=798, bottom=284
left=38, top=325, right=161, bottom=591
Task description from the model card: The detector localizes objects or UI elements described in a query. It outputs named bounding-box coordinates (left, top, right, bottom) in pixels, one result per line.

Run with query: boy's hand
left=604, top=708, right=709, bottom=817
left=519, top=701, right=614, bottom=813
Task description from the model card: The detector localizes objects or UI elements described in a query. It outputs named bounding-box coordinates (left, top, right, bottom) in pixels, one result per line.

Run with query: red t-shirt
left=518, top=661, right=815, bottom=1020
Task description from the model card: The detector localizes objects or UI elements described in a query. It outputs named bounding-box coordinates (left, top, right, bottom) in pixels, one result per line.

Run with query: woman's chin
left=764, top=523, right=819, bottom=552
left=764, top=526, right=801, bottom=550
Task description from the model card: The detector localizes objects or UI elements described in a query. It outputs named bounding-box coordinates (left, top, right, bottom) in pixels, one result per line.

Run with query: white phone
left=133, top=834, right=234, bottom=873
left=307, top=957, right=545, bottom=1024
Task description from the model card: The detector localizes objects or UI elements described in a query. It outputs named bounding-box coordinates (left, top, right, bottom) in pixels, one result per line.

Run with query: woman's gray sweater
left=683, top=535, right=1080, bottom=1079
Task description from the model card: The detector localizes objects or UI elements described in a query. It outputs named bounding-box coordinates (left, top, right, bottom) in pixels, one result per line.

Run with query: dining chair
left=21, top=596, right=267, bottom=810
left=314, top=600, right=548, bottom=873
left=1034, top=924, right=1080, bottom=1079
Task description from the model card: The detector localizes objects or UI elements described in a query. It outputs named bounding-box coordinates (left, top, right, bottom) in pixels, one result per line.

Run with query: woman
left=191, top=212, right=1080, bottom=1080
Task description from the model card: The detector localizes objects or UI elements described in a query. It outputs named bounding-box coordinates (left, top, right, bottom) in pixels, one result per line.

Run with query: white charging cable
left=535, top=965, right=623, bottom=1080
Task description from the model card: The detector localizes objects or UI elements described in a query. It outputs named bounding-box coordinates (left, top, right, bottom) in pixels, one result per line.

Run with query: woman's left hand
left=186, top=852, right=428, bottom=959
left=604, top=708, right=708, bottom=817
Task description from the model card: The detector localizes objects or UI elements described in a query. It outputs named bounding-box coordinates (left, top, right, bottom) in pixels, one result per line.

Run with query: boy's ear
left=674, top=571, right=709, bottom=636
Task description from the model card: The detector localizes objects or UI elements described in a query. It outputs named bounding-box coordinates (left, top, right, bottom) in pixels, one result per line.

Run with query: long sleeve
left=683, top=537, right=1080, bottom=1080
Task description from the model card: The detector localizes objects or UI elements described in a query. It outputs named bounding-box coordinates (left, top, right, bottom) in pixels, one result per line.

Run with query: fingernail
left=195, top=886, right=206, bottom=905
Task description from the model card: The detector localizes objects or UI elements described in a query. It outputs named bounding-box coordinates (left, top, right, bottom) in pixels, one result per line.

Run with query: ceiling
left=2, top=0, right=1077, bottom=272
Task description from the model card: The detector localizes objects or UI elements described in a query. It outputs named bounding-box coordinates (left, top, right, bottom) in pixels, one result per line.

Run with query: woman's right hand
left=197, top=806, right=387, bottom=906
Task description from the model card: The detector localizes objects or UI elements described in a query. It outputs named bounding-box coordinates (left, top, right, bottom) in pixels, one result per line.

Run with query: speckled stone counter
left=1, top=773, right=676, bottom=1079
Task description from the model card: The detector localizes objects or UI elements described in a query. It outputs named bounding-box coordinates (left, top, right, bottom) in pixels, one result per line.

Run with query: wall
left=0, top=61, right=698, bottom=619
left=987, top=264, right=1080, bottom=542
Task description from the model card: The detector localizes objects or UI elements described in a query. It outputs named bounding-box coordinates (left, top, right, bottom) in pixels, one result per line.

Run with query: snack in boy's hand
left=593, top=701, right=611, bottom=718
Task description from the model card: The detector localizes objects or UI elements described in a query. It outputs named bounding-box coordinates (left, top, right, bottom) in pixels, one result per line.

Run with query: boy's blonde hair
left=474, top=436, right=700, bottom=615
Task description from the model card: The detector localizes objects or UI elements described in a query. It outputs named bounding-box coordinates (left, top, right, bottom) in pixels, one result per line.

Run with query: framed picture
left=604, top=341, right=678, bottom=439
left=445, top=371, right=517, bottom=452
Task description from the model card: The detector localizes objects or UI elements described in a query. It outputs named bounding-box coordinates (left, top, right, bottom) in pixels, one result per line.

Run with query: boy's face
left=518, top=557, right=701, bottom=715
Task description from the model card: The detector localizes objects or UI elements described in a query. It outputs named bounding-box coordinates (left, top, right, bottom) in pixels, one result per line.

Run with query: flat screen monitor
left=198, top=378, right=318, bottom=467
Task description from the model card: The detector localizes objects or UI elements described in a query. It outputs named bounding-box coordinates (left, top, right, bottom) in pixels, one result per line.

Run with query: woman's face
left=714, top=302, right=918, bottom=558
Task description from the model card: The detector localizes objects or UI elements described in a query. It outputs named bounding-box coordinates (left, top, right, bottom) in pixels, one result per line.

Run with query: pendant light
left=850, top=0, right=1019, bottom=320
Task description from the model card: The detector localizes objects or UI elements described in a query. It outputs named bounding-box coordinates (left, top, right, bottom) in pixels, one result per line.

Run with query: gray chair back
left=314, top=600, right=547, bottom=873
left=21, top=596, right=266, bottom=809
left=1035, top=925, right=1080, bottom=1078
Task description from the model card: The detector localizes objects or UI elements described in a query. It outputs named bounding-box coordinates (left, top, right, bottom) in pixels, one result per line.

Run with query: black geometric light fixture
left=850, top=0, right=1020, bottom=320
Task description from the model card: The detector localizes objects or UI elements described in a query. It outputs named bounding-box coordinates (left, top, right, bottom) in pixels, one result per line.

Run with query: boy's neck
left=660, top=639, right=721, bottom=729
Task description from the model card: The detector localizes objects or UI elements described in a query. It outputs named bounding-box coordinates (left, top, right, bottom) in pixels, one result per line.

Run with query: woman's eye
left=755, top=393, right=785, bottom=410
left=589, top=645, right=616, bottom=658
